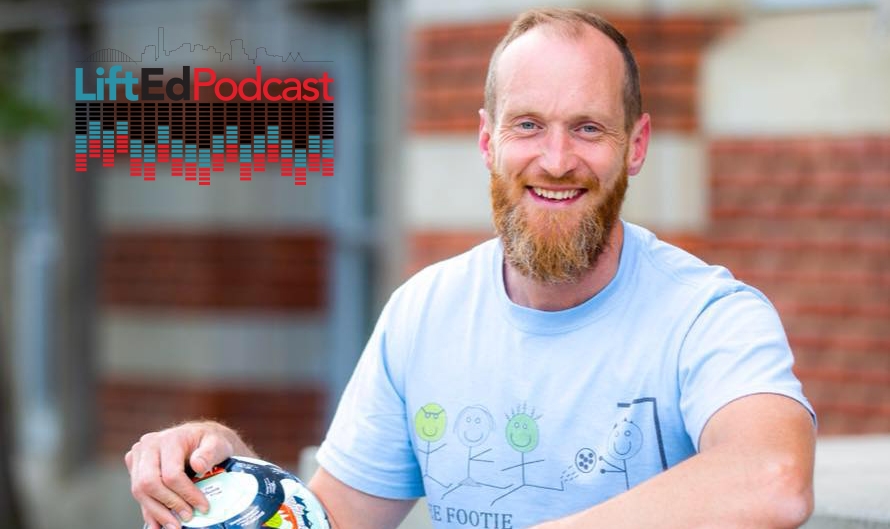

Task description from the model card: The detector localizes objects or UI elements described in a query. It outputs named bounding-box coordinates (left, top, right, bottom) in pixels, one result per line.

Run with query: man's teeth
left=532, top=187, right=581, bottom=200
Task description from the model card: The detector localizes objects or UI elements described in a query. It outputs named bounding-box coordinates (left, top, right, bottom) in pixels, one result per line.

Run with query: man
left=127, top=9, right=816, bottom=529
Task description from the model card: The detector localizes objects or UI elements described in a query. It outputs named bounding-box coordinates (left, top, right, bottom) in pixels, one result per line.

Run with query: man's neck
left=503, top=221, right=625, bottom=311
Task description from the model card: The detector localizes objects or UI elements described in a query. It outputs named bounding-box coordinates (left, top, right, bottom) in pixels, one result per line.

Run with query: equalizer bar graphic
left=75, top=102, right=334, bottom=186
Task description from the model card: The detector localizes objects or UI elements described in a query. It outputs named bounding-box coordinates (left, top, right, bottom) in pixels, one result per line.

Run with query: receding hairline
left=483, top=10, right=642, bottom=132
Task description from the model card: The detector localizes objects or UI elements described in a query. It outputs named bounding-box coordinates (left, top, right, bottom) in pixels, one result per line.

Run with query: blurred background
left=0, top=0, right=888, bottom=527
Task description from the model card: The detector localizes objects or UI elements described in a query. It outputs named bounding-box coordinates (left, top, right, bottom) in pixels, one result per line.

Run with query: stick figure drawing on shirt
left=414, top=403, right=451, bottom=488
left=442, top=405, right=511, bottom=499
left=599, top=418, right=643, bottom=489
left=491, top=403, right=565, bottom=506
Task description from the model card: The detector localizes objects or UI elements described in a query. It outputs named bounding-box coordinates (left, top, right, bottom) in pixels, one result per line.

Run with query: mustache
left=492, top=171, right=601, bottom=191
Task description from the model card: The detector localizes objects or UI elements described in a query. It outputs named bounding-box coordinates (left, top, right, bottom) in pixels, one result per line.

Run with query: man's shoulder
left=624, top=221, right=746, bottom=297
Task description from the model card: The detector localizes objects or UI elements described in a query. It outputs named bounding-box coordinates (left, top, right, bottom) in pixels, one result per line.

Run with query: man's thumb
left=189, top=451, right=211, bottom=476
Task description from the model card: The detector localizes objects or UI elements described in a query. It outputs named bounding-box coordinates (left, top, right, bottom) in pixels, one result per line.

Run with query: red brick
left=406, top=230, right=493, bottom=277
left=100, top=230, right=329, bottom=311
left=99, top=377, right=327, bottom=464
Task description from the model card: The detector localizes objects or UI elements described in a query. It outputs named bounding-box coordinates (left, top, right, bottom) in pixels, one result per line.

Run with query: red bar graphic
left=295, top=167, right=307, bottom=186
left=75, top=153, right=87, bottom=172
left=102, top=149, right=115, bottom=168
left=322, top=158, right=334, bottom=177
left=212, top=153, right=224, bottom=172
left=116, top=135, right=128, bottom=154
left=254, top=153, right=266, bottom=172
left=130, top=158, right=142, bottom=177
left=185, top=162, right=197, bottom=181
left=226, top=144, right=237, bottom=163
left=240, top=162, right=252, bottom=181
left=268, top=144, right=279, bottom=163
left=144, top=162, right=156, bottom=181
left=280, top=158, right=293, bottom=177
left=158, top=144, right=170, bottom=163
left=172, top=158, right=183, bottom=177
left=199, top=167, right=211, bottom=186
left=308, top=153, right=320, bottom=172
left=89, top=139, right=101, bottom=158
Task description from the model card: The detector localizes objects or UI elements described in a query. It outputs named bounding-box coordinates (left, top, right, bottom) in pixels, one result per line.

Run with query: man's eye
left=579, top=125, right=599, bottom=133
left=519, top=121, right=537, bottom=130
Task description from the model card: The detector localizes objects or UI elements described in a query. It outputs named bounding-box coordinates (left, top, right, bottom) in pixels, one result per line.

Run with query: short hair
left=483, top=8, right=642, bottom=132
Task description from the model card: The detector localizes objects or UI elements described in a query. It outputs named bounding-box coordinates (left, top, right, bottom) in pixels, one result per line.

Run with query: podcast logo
left=74, top=28, right=335, bottom=186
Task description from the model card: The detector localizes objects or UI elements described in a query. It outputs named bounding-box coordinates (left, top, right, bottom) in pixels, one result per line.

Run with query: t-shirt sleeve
left=315, top=290, right=425, bottom=499
left=678, top=287, right=816, bottom=451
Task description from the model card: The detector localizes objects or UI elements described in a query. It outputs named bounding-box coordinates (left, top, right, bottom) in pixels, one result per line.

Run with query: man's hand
left=125, top=421, right=257, bottom=529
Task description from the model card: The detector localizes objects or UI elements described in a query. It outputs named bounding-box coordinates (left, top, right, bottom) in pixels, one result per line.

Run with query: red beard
left=490, top=166, right=628, bottom=284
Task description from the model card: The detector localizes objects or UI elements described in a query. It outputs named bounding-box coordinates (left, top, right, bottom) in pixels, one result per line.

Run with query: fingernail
left=199, top=505, right=210, bottom=515
left=165, top=524, right=178, bottom=529
left=178, top=510, right=192, bottom=522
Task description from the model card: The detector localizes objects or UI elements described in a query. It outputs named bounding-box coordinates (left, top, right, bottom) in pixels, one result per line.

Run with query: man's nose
left=537, top=128, right=579, bottom=178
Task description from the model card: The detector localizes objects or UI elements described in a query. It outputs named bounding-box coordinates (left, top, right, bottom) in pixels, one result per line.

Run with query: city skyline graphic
left=79, top=26, right=333, bottom=64
left=75, top=28, right=335, bottom=187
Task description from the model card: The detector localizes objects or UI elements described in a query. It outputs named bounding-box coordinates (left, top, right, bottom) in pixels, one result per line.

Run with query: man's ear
left=478, top=108, right=494, bottom=171
left=626, top=113, right=651, bottom=176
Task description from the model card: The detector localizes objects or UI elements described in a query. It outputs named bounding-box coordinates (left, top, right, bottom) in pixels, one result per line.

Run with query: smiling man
left=127, top=9, right=816, bottom=529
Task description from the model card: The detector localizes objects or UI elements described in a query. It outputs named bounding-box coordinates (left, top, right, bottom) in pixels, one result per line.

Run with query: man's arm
left=534, top=393, right=815, bottom=529
left=310, top=467, right=417, bottom=529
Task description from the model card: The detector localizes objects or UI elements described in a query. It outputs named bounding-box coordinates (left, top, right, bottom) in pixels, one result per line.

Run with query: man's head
left=479, top=9, right=650, bottom=284
left=484, top=9, right=642, bottom=134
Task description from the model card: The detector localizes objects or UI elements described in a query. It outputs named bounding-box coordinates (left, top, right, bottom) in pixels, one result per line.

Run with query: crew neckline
left=491, top=220, right=638, bottom=335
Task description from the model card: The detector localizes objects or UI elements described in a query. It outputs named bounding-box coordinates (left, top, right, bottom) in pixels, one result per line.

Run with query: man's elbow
left=762, top=454, right=814, bottom=528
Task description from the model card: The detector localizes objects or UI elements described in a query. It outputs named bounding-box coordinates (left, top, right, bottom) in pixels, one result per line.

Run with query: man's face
left=481, top=25, right=645, bottom=283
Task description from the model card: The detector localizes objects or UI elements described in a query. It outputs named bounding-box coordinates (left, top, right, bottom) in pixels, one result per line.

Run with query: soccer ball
left=183, top=456, right=331, bottom=529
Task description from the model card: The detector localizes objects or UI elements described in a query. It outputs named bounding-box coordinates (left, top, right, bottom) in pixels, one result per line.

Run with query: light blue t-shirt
left=317, top=221, right=813, bottom=529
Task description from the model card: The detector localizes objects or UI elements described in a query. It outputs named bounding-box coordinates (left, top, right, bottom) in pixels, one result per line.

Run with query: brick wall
left=698, top=137, right=890, bottom=434
left=100, top=377, right=326, bottom=464
left=98, top=229, right=331, bottom=459
left=100, top=230, right=329, bottom=311
left=411, top=15, right=731, bottom=133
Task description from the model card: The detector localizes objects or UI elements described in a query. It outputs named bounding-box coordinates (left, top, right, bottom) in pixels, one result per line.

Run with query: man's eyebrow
left=501, top=109, right=617, bottom=126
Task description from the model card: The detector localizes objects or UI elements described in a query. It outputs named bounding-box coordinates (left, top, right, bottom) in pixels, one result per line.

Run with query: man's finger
left=189, top=433, right=231, bottom=476
left=139, top=495, right=182, bottom=529
left=131, top=446, right=191, bottom=525
left=159, top=441, right=205, bottom=519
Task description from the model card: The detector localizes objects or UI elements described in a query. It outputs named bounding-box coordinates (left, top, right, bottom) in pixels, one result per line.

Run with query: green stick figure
left=492, top=403, right=565, bottom=506
left=414, top=403, right=451, bottom=488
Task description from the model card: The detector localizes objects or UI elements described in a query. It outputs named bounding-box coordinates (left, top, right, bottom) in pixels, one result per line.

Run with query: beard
left=490, top=165, right=628, bottom=285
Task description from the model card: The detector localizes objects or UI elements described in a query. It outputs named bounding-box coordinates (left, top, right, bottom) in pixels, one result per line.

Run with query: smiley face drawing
left=414, top=403, right=447, bottom=443
left=505, top=412, right=539, bottom=454
left=607, top=419, right=643, bottom=461
left=455, top=405, right=494, bottom=447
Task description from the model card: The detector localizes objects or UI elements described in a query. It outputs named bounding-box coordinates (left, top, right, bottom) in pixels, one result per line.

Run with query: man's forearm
left=535, top=395, right=816, bottom=529
left=537, top=443, right=813, bottom=529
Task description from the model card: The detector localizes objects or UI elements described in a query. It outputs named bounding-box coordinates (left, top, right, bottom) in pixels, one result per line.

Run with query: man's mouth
left=529, top=186, right=586, bottom=202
